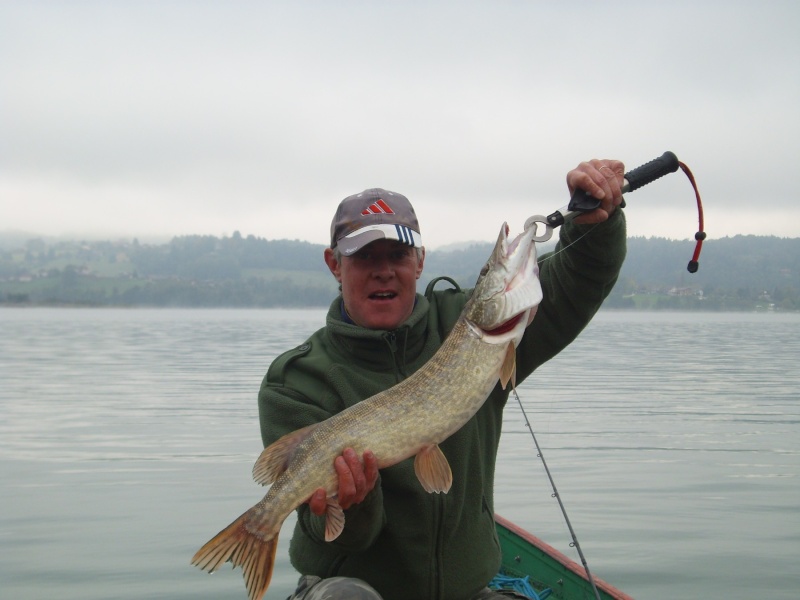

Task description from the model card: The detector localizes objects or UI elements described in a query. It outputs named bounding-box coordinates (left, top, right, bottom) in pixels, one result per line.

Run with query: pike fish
left=191, top=220, right=544, bottom=600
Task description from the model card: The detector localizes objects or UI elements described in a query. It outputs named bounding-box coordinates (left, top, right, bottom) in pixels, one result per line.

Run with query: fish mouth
left=465, top=220, right=542, bottom=343
left=481, top=312, right=525, bottom=337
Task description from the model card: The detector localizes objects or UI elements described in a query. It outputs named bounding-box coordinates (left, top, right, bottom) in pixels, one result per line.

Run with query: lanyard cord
left=679, top=160, right=706, bottom=273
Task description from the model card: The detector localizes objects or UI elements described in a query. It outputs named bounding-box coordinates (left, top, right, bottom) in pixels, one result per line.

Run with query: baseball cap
left=330, top=188, right=423, bottom=256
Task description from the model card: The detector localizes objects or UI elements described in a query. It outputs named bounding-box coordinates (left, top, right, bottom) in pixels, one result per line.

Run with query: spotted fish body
left=191, top=221, right=543, bottom=600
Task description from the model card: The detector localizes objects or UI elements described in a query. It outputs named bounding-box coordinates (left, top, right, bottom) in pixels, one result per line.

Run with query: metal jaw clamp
left=524, top=215, right=555, bottom=243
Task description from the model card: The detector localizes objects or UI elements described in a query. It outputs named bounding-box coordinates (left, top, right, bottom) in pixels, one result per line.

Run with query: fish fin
left=191, top=511, right=278, bottom=600
left=253, top=423, right=318, bottom=485
left=414, top=444, right=453, bottom=494
left=324, top=497, right=346, bottom=542
left=499, top=342, right=517, bottom=390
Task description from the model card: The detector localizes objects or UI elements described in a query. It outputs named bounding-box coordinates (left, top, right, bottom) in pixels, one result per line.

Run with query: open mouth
left=369, top=291, right=397, bottom=300
left=481, top=313, right=524, bottom=336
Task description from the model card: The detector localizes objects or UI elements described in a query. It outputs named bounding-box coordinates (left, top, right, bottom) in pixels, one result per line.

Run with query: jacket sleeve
left=258, top=353, right=387, bottom=552
left=514, top=209, right=627, bottom=381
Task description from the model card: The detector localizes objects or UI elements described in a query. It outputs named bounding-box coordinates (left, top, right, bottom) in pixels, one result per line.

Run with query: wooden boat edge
left=494, top=514, right=634, bottom=600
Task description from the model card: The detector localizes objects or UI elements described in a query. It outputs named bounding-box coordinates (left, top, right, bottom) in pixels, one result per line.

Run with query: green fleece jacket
left=258, top=212, right=627, bottom=600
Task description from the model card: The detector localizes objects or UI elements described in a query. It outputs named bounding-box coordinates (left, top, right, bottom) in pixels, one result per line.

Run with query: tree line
left=1, top=232, right=798, bottom=310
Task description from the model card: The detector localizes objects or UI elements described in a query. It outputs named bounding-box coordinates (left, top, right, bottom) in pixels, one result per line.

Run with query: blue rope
left=488, top=573, right=552, bottom=599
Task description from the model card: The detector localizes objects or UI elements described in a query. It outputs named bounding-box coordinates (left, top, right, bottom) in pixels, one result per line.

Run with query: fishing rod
left=526, top=150, right=706, bottom=272
left=515, top=151, right=706, bottom=600
left=511, top=387, right=604, bottom=600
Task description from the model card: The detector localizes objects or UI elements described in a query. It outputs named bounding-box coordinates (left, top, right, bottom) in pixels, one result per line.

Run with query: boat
left=492, top=514, right=633, bottom=600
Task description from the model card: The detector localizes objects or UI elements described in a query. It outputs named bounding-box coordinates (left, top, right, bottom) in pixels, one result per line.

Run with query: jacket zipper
left=384, top=331, right=404, bottom=383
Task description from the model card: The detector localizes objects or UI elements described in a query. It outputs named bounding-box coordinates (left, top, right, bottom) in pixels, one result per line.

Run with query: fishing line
left=535, top=225, right=597, bottom=265
left=511, top=387, right=603, bottom=600
left=512, top=152, right=706, bottom=600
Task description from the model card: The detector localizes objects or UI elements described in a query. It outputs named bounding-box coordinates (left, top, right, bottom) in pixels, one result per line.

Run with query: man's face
left=325, top=239, right=425, bottom=330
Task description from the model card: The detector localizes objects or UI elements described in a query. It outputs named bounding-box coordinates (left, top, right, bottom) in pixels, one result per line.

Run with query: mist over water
left=1, top=308, right=798, bottom=599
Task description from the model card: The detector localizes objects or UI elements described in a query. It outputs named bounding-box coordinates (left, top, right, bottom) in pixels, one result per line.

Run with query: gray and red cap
left=330, top=188, right=423, bottom=256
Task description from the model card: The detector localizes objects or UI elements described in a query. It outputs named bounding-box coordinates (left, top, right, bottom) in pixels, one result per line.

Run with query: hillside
left=0, top=232, right=797, bottom=311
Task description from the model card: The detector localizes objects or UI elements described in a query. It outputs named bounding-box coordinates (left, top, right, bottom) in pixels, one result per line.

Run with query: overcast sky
left=2, top=1, right=798, bottom=249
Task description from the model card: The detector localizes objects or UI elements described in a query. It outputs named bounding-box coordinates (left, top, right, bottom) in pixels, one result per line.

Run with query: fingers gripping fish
left=191, top=221, right=543, bottom=600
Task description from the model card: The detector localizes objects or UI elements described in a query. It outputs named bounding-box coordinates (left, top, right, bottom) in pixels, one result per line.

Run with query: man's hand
left=307, top=448, right=379, bottom=516
left=566, top=159, right=625, bottom=225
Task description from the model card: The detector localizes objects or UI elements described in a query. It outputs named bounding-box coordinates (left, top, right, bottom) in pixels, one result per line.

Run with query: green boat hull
left=495, top=515, right=632, bottom=600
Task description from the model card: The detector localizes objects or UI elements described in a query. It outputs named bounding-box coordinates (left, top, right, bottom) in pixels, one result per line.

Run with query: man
left=259, top=160, right=626, bottom=600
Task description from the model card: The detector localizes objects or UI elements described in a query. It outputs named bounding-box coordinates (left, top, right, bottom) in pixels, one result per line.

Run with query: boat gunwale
left=494, top=514, right=634, bottom=600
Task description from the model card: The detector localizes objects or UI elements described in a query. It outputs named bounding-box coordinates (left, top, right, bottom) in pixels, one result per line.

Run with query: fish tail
left=191, top=512, right=278, bottom=600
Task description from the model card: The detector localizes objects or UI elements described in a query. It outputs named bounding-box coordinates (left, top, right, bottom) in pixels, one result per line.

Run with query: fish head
left=464, top=221, right=543, bottom=346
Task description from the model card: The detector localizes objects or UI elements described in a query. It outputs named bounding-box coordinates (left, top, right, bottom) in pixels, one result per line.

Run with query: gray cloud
left=2, top=1, right=798, bottom=247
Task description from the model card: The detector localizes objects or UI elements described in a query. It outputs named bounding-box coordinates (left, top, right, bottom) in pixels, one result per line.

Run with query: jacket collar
left=324, top=293, right=431, bottom=371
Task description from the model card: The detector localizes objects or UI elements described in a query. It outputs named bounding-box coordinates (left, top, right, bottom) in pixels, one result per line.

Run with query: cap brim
left=337, top=224, right=422, bottom=256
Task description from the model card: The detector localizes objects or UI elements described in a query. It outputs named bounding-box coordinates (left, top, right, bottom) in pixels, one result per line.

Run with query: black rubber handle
left=547, top=151, right=682, bottom=227
left=563, top=151, right=681, bottom=215
left=624, top=151, right=680, bottom=192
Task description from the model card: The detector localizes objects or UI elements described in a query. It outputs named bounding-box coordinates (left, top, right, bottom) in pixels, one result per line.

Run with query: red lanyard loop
left=678, top=161, right=705, bottom=273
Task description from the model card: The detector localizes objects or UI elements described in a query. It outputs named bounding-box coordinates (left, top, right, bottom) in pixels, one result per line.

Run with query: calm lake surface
left=1, top=308, right=798, bottom=600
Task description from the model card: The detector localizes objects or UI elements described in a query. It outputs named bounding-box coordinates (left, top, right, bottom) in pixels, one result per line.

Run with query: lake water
left=1, top=308, right=798, bottom=600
